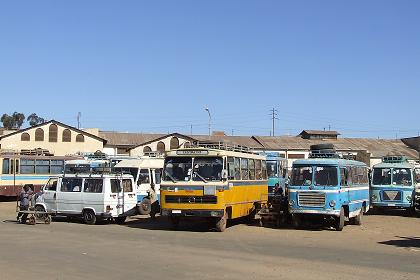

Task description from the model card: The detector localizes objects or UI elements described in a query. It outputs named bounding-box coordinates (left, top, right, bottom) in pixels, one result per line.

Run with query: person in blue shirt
left=17, top=185, right=33, bottom=224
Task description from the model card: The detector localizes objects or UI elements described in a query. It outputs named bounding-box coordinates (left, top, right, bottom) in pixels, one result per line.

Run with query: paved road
left=1, top=202, right=420, bottom=280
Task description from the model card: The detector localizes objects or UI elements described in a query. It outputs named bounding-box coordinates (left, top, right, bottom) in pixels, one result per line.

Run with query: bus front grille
left=298, top=192, right=326, bottom=207
left=382, top=190, right=402, bottom=201
left=165, top=195, right=218, bottom=204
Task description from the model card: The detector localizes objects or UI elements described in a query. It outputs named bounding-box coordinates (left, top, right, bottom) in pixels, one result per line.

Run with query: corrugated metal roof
left=300, top=130, right=340, bottom=135
left=99, top=131, right=418, bottom=159
left=253, top=136, right=418, bottom=159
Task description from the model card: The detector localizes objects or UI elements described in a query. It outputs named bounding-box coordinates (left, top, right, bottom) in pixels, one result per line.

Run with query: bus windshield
left=314, top=166, right=338, bottom=186
left=372, top=168, right=391, bottom=185
left=267, top=161, right=278, bottom=178
left=392, top=168, right=412, bottom=186
left=163, top=157, right=192, bottom=182
left=192, top=157, right=223, bottom=182
left=291, top=165, right=338, bottom=186
left=291, top=166, right=313, bottom=186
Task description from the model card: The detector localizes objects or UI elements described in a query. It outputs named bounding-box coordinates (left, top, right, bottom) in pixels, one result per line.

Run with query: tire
left=335, top=207, right=345, bottom=231
left=292, top=214, right=302, bottom=229
left=44, top=215, right=52, bottom=224
left=28, top=216, right=36, bottom=225
left=138, top=198, right=152, bottom=215
left=310, top=143, right=335, bottom=151
left=406, top=206, right=416, bottom=216
left=114, top=216, right=127, bottom=224
left=83, top=210, right=97, bottom=225
left=215, top=211, right=228, bottom=232
left=34, top=205, right=47, bottom=220
left=353, top=207, right=364, bottom=225
left=170, top=216, right=180, bottom=230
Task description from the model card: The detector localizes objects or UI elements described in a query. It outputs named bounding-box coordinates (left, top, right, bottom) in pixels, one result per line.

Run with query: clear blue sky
left=1, top=0, right=419, bottom=139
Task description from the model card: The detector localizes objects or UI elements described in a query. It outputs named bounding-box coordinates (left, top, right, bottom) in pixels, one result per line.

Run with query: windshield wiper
left=164, top=170, right=177, bottom=183
left=193, top=171, right=208, bottom=183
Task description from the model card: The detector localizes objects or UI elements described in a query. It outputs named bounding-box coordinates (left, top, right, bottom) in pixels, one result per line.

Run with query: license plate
left=172, top=210, right=181, bottom=214
left=388, top=204, right=396, bottom=206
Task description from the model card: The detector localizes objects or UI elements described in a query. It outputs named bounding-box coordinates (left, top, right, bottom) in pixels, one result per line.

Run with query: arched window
left=62, top=129, right=71, bottom=142
left=21, top=133, right=30, bottom=141
left=49, top=124, right=58, bottom=142
left=170, top=137, right=179, bottom=150
left=143, top=146, right=152, bottom=153
left=35, top=128, right=44, bottom=141
left=184, top=141, right=191, bottom=148
left=157, top=141, right=165, bottom=153
left=76, top=134, right=84, bottom=142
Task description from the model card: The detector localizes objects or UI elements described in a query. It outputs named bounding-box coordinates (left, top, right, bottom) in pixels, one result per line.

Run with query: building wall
left=0, top=123, right=103, bottom=156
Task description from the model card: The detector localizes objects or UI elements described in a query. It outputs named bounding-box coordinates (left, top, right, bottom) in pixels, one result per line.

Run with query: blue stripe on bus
left=0, top=175, right=51, bottom=180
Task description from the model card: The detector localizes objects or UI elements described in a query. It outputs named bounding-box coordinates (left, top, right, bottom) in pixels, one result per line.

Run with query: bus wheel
left=114, top=216, right=127, bottom=224
left=170, top=216, right=180, bottom=230
left=215, top=211, right=228, bottom=232
left=138, top=198, right=152, bottom=215
left=335, top=208, right=345, bottom=231
left=353, top=207, right=364, bottom=225
left=292, top=214, right=302, bottom=229
left=406, top=206, right=416, bottom=216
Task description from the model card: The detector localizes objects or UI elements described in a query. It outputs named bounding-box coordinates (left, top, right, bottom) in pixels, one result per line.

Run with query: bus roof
left=292, top=158, right=367, bottom=167
left=373, top=161, right=415, bottom=169
left=166, top=147, right=266, bottom=160
left=114, top=157, right=164, bottom=169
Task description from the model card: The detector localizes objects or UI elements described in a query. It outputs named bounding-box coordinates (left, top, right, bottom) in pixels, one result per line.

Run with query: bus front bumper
left=161, top=209, right=224, bottom=218
left=289, top=208, right=341, bottom=217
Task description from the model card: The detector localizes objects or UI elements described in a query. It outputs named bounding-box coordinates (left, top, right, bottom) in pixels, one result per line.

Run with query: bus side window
left=241, top=158, right=249, bottom=180
left=227, top=157, right=235, bottom=180
left=255, top=160, right=262, bottom=180
left=262, top=160, right=267, bottom=180
left=155, top=169, right=162, bottom=184
left=234, top=158, right=241, bottom=180
left=249, top=159, right=255, bottom=180
left=2, top=158, right=9, bottom=174
left=340, top=168, right=349, bottom=186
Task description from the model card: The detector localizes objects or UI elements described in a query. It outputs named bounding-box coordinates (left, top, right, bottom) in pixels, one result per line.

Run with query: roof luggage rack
left=309, top=143, right=340, bottom=159
left=190, top=141, right=255, bottom=154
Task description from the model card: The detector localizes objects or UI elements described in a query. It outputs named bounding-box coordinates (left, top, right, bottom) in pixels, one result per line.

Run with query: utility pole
left=270, top=108, right=279, bottom=136
left=77, top=112, right=82, bottom=129
left=205, top=107, right=211, bottom=136
left=190, top=124, right=193, bottom=136
left=231, top=129, right=234, bottom=136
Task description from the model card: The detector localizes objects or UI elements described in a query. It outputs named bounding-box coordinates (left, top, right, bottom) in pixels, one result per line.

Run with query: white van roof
left=114, top=158, right=164, bottom=169
left=59, top=173, right=134, bottom=179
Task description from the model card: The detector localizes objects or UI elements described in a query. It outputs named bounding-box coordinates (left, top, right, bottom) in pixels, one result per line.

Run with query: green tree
left=1, top=112, right=26, bottom=129
left=27, top=113, right=46, bottom=127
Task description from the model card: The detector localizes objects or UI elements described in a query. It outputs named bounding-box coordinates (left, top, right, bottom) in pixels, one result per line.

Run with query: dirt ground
left=1, top=201, right=420, bottom=280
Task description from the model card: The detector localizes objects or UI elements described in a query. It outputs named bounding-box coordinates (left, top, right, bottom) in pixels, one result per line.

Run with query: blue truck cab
left=370, top=156, right=419, bottom=213
left=288, top=144, right=370, bottom=231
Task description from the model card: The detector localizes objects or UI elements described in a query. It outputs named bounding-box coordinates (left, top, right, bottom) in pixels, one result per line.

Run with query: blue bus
left=370, top=156, right=419, bottom=213
left=265, top=152, right=288, bottom=203
left=288, top=144, right=370, bottom=231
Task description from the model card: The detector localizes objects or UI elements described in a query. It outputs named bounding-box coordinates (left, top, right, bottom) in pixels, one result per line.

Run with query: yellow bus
left=160, top=142, right=268, bottom=232
left=0, top=149, right=80, bottom=197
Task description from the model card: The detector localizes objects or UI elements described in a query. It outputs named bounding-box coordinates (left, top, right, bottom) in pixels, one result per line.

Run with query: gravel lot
left=1, top=202, right=420, bottom=280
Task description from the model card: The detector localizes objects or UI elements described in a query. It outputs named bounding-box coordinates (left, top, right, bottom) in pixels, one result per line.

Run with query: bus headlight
left=289, top=200, right=295, bottom=206
left=407, top=196, right=412, bottom=202
left=329, top=200, right=336, bottom=207
left=371, top=194, right=377, bottom=201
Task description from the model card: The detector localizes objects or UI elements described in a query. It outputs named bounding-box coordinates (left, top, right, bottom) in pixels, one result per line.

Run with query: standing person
left=17, top=185, right=33, bottom=224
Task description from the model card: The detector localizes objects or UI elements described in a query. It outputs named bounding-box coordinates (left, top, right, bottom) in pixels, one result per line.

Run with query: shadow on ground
left=378, top=236, right=420, bottom=248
